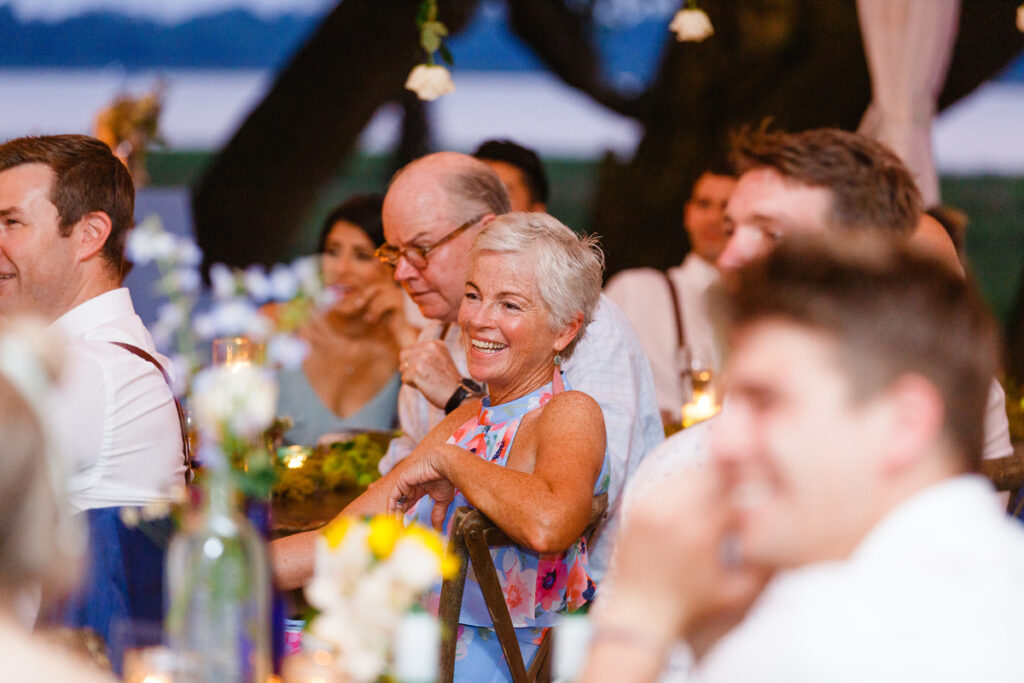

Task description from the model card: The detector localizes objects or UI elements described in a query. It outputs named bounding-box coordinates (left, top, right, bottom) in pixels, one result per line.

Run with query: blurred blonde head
left=0, top=319, right=77, bottom=607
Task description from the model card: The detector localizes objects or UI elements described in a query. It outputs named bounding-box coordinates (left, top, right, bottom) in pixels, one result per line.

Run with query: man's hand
left=399, top=340, right=462, bottom=409
left=581, top=468, right=769, bottom=683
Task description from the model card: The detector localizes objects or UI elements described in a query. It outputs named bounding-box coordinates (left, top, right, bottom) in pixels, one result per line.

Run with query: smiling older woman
left=274, top=212, right=608, bottom=680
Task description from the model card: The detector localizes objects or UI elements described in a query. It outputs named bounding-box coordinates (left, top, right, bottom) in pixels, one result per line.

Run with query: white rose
left=191, top=364, right=278, bottom=440
left=1018, top=4, right=1024, bottom=33
left=405, top=64, right=455, bottom=101
left=669, top=8, right=714, bottom=42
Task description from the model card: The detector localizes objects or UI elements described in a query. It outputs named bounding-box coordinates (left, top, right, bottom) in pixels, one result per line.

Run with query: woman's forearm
left=433, top=444, right=596, bottom=554
left=271, top=530, right=317, bottom=591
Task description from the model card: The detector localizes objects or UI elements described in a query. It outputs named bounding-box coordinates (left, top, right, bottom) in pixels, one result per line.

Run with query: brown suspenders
left=661, top=270, right=685, bottom=350
left=109, top=341, right=192, bottom=484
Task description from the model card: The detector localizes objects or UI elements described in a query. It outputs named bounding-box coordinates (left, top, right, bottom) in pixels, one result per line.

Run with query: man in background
left=473, top=138, right=549, bottom=212
left=605, top=167, right=736, bottom=423
left=634, top=127, right=1011, bottom=489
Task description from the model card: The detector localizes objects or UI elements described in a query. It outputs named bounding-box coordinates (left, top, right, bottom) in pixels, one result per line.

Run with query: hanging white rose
left=405, top=64, right=455, bottom=101
left=669, top=7, right=714, bottom=42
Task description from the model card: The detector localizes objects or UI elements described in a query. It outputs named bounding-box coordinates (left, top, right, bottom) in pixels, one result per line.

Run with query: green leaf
left=423, top=20, right=448, bottom=38
left=438, top=43, right=454, bottom=66
left=421, top=31, right=442, bottom=54
left=415, top=0, right=431, bottom=28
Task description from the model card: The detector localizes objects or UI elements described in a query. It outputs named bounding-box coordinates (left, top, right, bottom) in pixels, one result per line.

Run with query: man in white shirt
left=635, top=128, right=1012, bottom=490
left=604, top=169, right=736, bottom=423
left=377, top=151, right=663, bottom=579
left=0, top=134, right=185, bottom=512
left=584, top=236, right=1024, bottom=683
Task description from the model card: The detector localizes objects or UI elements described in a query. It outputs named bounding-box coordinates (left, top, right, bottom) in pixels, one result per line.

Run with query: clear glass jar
left=165, top=462, right=271, bottom=682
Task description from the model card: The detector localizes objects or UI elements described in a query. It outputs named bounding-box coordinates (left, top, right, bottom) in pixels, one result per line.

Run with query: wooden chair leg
left=438, top=516, right=471, bottom=683
left=464, top=527, right=529, bottom=683
left=526, top=628, right=552, bottom=682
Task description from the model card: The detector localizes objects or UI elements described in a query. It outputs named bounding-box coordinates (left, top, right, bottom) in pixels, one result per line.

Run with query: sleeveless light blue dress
left=407, top=375, right=609, bottom=682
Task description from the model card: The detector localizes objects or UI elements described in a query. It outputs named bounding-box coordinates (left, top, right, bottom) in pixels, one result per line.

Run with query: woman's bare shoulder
left=537, top=390, right=605, bottom=436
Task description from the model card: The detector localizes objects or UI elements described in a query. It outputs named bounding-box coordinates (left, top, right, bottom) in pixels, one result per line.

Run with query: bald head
left=388, top=152, right=511, bottom=221
left=382, top=152, right=511, bottom=322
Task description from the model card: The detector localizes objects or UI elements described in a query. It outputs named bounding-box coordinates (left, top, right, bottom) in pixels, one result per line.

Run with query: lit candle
left=681, top=391, right=720, bottom=428
left=212, top=336, right=265, bottom=368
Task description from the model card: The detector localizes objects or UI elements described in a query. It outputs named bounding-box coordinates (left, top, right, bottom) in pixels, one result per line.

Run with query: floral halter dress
left=407, top=374, right=609, bottom=682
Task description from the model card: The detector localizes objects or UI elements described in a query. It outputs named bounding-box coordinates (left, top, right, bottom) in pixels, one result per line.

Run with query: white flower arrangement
left=126, top=215, right=332, bottom=494
left=127, top=215, right=332, bottom=386
left=191, top=364, right=279, bottom=443
left=302, top=515, right=458, bottom=683
left=669, top=3, right=714, bottom=42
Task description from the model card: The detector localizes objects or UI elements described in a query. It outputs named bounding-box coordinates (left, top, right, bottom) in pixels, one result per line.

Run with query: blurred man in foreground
left=585, top=236, right=1024, bottom=682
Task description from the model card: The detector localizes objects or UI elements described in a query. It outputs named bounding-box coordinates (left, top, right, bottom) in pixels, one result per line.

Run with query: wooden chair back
left=437, top=493, right=608, bottom=683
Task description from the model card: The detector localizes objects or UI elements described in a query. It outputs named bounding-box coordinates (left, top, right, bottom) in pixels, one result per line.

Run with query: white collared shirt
left=696, top=476, right=1024, bottom=682
left=604, top=253, right=722, bottom=414
left=380, top=294, right=664, bottom=580
left=49, top=288, right=185, bottom=512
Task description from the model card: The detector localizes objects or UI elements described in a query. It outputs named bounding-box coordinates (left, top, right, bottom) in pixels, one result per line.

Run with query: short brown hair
left=728, top=235, right=998, bottom=472
left=0, top=134, right=135, bottom=276
left=730, top=127, right=921, bottom=236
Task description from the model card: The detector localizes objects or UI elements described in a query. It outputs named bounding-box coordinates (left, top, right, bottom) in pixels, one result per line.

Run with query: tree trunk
left=190, top=0, right=478, bottom=270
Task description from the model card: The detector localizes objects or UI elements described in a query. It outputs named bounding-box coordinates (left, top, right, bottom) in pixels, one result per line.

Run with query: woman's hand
left=387, top=446, right=458, bottom=530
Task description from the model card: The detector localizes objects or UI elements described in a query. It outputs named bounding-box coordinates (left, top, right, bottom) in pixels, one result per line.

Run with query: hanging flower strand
left=669, top=0, right=714, bottom=42
left=406, top=0, right=456, bottom=101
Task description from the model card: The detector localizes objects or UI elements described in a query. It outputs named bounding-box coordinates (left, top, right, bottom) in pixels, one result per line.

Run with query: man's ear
left=74, top=211, right=112, bottom=263
left=878, top=373, right=945, bottom=473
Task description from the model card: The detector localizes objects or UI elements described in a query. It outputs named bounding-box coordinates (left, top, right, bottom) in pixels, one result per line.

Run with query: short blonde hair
left=472, top=212, right=604, bottom=358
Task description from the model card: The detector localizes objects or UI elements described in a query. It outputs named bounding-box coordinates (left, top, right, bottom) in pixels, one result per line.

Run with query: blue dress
left=275, top=367, right=400, bottom=445
left=407, top=376, right=609, bottom=682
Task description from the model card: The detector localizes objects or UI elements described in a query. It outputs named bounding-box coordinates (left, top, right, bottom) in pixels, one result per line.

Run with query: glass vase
left=165, top=460, right=272, bottom=682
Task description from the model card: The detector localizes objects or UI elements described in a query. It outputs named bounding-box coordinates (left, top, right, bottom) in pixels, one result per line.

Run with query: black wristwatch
left=445, top=377, right=485, bottom=414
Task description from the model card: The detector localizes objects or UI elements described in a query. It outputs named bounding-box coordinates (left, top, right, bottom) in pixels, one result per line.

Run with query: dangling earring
left=552, top=353, right=565, bottom=393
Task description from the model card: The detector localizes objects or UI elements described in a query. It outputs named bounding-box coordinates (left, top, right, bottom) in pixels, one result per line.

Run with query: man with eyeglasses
left=375, top=151, right=663, bottom=580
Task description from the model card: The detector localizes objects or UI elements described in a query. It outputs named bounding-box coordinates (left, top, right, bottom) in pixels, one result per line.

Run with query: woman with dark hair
left=277, top=195, right=418, bottom=444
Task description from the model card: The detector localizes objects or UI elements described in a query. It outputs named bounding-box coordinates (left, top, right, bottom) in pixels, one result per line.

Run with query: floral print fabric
left=407, top=376, right=609, bottom=630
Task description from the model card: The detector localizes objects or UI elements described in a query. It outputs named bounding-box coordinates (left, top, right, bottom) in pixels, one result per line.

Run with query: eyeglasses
left=375, top=214, right=486, bottom=269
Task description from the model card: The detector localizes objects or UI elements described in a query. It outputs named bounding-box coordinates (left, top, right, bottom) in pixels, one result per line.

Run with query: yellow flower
left=321, top=516, right=353, bottom=550
left=440, top=552, right=460, bottom=580
left=368, top=515, right=404, bottom=559
left=404, top=525, right=460, bottom=578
